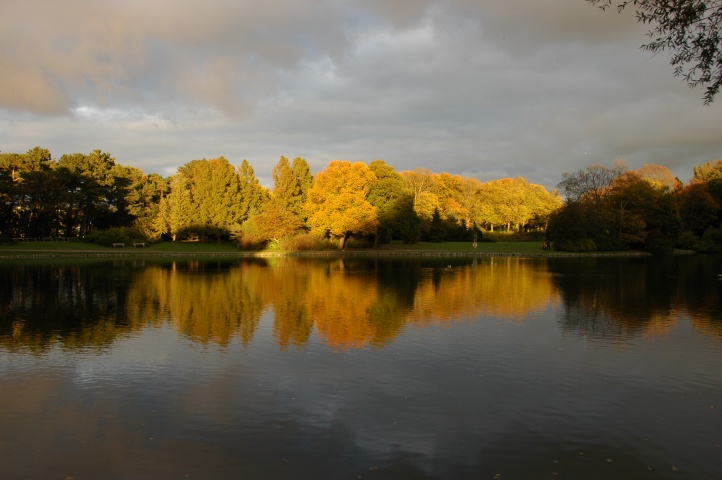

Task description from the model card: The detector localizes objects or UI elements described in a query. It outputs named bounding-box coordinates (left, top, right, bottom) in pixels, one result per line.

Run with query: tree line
left=4, top=256, right=721, bottom=353
left=1, top=146, right=720, bottom=252
left=548, top=159, right=722, bottom=253
left=0, top=147, right=561, bottom=249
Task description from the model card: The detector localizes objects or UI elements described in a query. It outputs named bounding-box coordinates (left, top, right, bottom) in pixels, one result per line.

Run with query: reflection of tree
left=149, top=260, right=269, bottom=347
left=0, top=261, right=142, bottom=352
left=6, top=256, right=716, bottom=352
left=305, top=259, right=381, bottom=349
left=550, top=256, right=722, bottom=340
left=1, top=257, right=563, bottom=352
left=268, top=259, right=315, bottom=349
left=407, top=258, right=558, bottom=324
left=271, top=258, right=421, bottom=349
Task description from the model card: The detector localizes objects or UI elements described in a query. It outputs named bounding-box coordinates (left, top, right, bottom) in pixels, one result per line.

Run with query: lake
left=1, top=254, right=721, bottom=479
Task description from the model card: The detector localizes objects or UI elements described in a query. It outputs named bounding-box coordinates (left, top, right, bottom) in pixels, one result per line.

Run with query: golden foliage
left=305, top=161, right=379, bottom=243
left=4, top=257, right=718, bottom=353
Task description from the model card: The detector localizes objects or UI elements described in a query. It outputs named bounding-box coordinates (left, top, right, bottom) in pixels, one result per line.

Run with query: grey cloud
left=0, top=0, right=720, bottom=191
left=0, top=0, right=431, bottom=115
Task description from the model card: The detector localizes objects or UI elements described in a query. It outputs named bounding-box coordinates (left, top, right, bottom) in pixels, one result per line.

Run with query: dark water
left=1, top=255, right=721, bottom=480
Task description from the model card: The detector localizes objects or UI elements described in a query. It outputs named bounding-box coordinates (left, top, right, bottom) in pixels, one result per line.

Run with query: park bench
left=133, top=242, right=146, bottom=248
left=112, top=243, right=125, bottom=248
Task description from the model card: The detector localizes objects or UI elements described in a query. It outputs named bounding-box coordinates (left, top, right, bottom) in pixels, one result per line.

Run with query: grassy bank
left=0, top=239, right=641, bottom=258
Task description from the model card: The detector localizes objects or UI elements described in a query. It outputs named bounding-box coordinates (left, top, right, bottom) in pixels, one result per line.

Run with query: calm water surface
left=1, top=255, right=721, bottom=480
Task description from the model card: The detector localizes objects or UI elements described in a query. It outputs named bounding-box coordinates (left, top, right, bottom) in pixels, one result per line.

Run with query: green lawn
left=0, top=239, right=646, bottom=257
left=378, top=240, right=548, bottom=254
left=0, top=240, right=241, bottom=253
left=0, top=239, right=553, bottom=256
left=0, top=241, right=108, bottom=251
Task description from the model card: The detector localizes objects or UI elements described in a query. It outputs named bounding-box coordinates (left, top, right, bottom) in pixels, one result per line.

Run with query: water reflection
left=1, top=255, right=722, bottom=480
left=1, top=256, right=721, bottom=353
left=549, top=256, right=722, bottom=342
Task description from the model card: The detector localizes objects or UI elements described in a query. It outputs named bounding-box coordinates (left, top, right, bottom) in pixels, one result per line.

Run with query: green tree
left=368, top=160, right=414, bottom=247
left=691, top=160, right=722, bottom=211
left=692, top=159, right=722, bottom=183
left=156, top=174, right=193, bottom=241
left=676, top=183, right=721, bottom=236
left=270, top=156, right=313, bottom=226
left=393, top=194, right=422, bottom=244
left=401, top=168, right=437, bottom=205
left=13, top=167, right=67, bottom=237
left=0, top=148, right=53, bottom=236
left=244, top=156, right=308, bottom=243
left=590, top=0, right=722, bottom=104
left=523, top=182, right=563, bottom=231
left=271, top=156, right=294, bottom=205
left=455, top=176, right=483, bottom=228
left=245, top=201, right=305, bottom=244
left=606, top=172, right=681, bottom=252
left=476, top=178, right=530, bottom=231
left=473, top=182, right=503, bottom=231
left=57, top=150, right=119, bottom=236
left=237, top=159, right=268, bottom=226
left=547, top=201, right=601, bottom=252
left=305, top=160, right=379, bottom=249
left=176, top=157, right=242, bottom=240
left=291, top=157, right=313, bottom=221
left=549, top=168, right=681, bottom=252
left=126, top=171, right=168, bottom=240
left=427, top=207, right=446, bottom=242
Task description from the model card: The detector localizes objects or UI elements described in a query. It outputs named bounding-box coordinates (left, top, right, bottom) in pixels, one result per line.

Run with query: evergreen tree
left=237, top=159, right=268, bottom=226
left=427, top=207, right=446, bottom=242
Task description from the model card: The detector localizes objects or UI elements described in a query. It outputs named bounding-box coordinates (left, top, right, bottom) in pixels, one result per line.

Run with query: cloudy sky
left=1, top=0, right=720, bottom=190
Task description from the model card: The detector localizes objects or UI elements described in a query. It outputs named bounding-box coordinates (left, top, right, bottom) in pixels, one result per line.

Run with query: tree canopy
left=305, top=160, right=379, bottom=249
left=2, top=145, right=720, bottom=254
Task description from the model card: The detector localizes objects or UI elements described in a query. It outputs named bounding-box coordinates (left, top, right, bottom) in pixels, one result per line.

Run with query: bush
left=676, top=230, right=700, bottom=250
left=277, top=233, right=335, bottom=251
left=554, top=238, right=597, bottom=252
left=235, top=234, right=267, bottom=251
left=697, top=228, right=722, bottom=253
left=132, top=217, right=162, bottom=242
left=344, top=236, right=374, bottom=249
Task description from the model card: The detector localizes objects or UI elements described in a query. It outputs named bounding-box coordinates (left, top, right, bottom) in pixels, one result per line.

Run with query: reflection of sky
left=2, top=290, right=722, bottom=478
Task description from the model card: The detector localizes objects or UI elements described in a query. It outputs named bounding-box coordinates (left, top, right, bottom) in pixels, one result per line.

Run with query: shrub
left=235, top=234, right=267, bottom=251
left=344, top=236, right=374, bottom=249
left=697, top=228, right=722, bottom=253
left=554, top=238, right=597, bottom=252
left=132, top=217, right=162, bottom=242
left=676, top=230, right=700, bottom=250
left=278, top=233, right=336, bottom=251
left=84, top=227, right=147, bottom=247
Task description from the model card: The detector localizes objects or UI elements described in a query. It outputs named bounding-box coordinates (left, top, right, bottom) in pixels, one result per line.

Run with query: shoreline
left=0, top=248, right=655, bottom=259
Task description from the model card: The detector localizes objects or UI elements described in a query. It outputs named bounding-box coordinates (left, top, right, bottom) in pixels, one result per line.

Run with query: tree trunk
left=338, top=232, right=350, bottom=250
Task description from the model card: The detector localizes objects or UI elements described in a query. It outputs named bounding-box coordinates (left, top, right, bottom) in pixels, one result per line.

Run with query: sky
left=1, top=0, right=721, bottom=190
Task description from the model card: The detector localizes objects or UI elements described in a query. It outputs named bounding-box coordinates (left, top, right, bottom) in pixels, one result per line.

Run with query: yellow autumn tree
left=305, top=160, right=379, bottom=249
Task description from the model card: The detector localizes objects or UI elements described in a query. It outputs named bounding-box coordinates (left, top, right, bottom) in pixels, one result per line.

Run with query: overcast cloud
left=1, top=0, right=720, bottom=189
